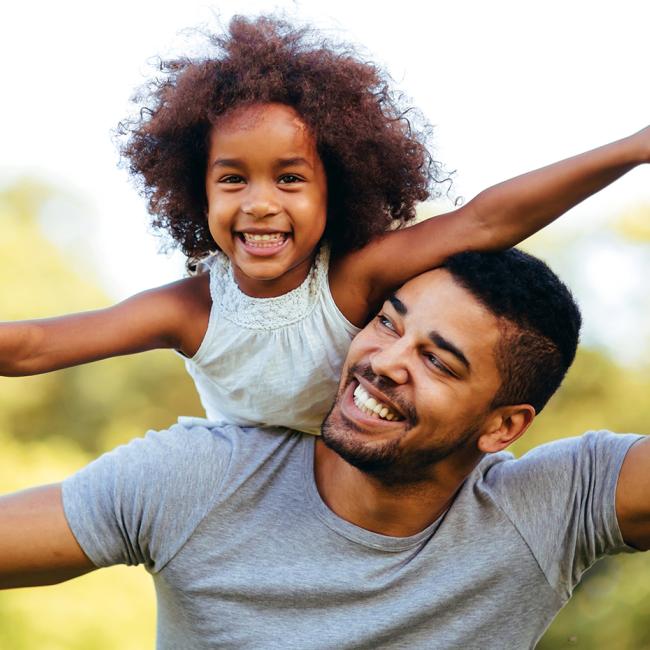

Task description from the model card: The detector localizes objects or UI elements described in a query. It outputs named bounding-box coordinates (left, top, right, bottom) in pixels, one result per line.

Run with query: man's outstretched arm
left=0, top=484, right=96, bottom=589
left=616, top=437, right=650, bottom=551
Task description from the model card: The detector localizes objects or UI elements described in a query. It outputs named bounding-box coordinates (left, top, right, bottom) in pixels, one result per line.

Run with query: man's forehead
left=391, top=269, right=501, bottom=352
left=394, top=268, right=472, bottom=310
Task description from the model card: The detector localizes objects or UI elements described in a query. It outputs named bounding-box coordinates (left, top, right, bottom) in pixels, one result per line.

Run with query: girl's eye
left=219, top=175, right=245, bottom=184
left=278, top=174, right=303, bottom=184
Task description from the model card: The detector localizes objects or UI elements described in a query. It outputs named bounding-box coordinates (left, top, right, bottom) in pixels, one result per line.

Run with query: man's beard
left=321, top=363, right=479, bottom=487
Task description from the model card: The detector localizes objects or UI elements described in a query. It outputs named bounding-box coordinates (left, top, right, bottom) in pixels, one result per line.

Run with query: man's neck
left=313, top=440, right=477, bottom=537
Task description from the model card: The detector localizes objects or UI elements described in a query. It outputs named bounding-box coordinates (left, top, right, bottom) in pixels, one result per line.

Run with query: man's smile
left=337, top=367, right=416, bottom=434
left=353, top=383, right=402, bottom=421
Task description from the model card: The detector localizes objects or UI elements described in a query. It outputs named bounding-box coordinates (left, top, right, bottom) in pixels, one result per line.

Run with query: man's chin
left=321, top=402, right=480, bottom=487
left=321, top=405, right=404, bottom=478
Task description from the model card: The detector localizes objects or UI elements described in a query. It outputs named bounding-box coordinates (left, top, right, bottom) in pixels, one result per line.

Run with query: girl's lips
left=236, top=232, right=291, bottom=257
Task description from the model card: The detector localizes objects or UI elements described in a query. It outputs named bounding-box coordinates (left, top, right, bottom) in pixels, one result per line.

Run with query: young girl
left=1, top=16, right=648, bottom=434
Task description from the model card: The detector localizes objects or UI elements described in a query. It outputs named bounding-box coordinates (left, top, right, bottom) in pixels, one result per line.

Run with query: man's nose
left=369, top=338, right=410, bottom=386
left=241, top=185, right=281, bottom=219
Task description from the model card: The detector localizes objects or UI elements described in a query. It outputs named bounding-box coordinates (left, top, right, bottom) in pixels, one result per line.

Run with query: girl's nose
left=369, top=339, right=410, bottom=386
left=241, top=188, right=281, bottom=219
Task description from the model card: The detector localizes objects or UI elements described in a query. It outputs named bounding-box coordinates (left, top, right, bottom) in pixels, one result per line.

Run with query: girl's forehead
left=209, top=103, right=318, bottom=158
left=213, top=103, right=310, bottom=136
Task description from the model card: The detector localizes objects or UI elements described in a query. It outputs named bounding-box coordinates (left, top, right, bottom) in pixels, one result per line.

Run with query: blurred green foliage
left=0, top=180, right=203, bottom=454
left=0, top=180, right=202, bottom=648
left=0, top=181, right=648, bottom=648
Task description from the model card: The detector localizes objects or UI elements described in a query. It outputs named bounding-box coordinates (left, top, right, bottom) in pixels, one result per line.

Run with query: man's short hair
left=442, top=249, right=582, bottom=413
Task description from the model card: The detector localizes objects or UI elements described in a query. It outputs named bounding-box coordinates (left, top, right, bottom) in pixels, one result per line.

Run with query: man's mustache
left=348, top=363, right=419, bottom=428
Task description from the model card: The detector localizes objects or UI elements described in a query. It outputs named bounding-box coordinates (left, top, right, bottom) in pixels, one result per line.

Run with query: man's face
left=321, top=268, right=504, bottom=484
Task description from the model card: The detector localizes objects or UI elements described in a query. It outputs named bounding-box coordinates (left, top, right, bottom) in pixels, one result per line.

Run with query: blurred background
left=1, top=0, right=649, bottom=647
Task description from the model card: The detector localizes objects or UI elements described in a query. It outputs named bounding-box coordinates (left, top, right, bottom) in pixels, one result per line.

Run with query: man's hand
left=0, top=484, right=96, bottom=589
left=616, top=437, right=650, bottom=551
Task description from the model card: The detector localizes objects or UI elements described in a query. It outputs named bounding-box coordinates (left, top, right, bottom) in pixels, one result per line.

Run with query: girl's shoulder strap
left=192, top=250, right=227, bottom=274
left=311, top=242, right=330, bottom=290
left=191, top=250, right=231, bottom=306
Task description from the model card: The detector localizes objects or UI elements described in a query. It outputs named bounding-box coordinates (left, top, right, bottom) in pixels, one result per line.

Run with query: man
left=1, top=249, right=648, bottom=648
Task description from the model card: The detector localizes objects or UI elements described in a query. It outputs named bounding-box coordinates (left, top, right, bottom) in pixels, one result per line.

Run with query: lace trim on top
left=201, top=246, right=330, bottom=330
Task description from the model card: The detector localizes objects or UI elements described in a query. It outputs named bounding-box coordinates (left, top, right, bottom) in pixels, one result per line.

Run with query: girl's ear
left=477, top=404, right=536, bottom=454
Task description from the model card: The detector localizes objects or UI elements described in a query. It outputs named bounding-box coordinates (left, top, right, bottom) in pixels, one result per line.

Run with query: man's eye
left=425, top=353, right=453, bottom=376
left=377, top=314, right=395, bottom=331
left=278, top=174, right=302, bottom=184
left=219, top=175, right=245, bottom=184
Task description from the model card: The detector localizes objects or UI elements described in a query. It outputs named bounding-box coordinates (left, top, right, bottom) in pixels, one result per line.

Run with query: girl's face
left=205, top=103, right=328, bottom=298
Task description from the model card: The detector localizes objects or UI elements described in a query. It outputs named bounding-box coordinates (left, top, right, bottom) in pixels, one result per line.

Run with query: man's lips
left=340, top=379, right=406, bottom=430
left=355, top=377, right=405, bottom=420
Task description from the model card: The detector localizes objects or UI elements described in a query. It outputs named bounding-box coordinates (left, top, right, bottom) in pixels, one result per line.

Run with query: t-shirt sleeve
left=482, top=430, right=643, bottom=599
left=61, top=422, right=232, bottom=573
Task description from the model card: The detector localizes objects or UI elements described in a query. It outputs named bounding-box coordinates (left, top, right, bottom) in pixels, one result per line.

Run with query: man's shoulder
left=463, top=431, right=645, bottom=597
left=129, top=419, right=305, bottom=481
left=64, top=418, right=306, bottom=528
left=465, top=430, right=643, bottom=525
left=61, top=420, right=307, bottom=571
left=476, top=430, right=642, bottom=484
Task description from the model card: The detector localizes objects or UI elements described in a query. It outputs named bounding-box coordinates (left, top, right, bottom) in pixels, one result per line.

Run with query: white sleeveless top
left=184, top=246, right=360, bottom=435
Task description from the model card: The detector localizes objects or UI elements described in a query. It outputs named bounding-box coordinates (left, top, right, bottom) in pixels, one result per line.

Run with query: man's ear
left=477, top=404, right=536, bottom=453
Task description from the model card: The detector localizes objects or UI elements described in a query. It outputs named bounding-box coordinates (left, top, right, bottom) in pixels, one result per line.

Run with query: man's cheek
left=346, top=330, right=374, bottom=366
left=336, top=359, right=356, bottom=396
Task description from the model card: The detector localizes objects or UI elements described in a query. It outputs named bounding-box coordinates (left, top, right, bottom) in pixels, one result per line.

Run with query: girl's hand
left=627, top=125, right=650, bottom=163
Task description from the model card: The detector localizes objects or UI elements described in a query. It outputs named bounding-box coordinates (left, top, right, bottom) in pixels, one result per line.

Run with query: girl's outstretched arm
left=0, top=274, right=210, bottom=377
left=331, top=126, right=649, bottom=324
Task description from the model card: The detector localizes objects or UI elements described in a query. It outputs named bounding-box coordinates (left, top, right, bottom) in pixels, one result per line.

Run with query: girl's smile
left=205, top=103, right=328, bottom=298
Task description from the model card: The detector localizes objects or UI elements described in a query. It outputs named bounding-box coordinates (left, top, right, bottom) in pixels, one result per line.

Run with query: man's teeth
left=242, top=232, right=287, bottom=247
left=353, top=384, right=401, bottom=421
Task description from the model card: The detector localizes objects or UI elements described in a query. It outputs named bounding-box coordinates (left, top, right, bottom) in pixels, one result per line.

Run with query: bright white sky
left=1, top=0, right=649, bottom=357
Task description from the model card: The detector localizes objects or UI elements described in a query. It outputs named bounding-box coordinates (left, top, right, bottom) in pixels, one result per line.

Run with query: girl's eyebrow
left=277, top=156, right=313, bottom=169
left=211, top=158, right=244, bottom=168
left=210, top=156, right=313, bottom=169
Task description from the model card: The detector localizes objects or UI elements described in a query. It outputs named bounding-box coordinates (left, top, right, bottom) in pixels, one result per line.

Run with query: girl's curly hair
left=119, top=15, right=443, bottom=261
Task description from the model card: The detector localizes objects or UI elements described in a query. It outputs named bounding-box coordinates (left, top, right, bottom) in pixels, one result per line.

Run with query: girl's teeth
left=352, top=384, right=401, bottom=422
left=242, top=232, right=287, bottom=247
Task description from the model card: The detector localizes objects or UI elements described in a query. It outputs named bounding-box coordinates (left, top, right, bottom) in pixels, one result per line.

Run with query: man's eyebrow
left=387, top=294, right=407, bottom=315
left=428, top=331, right=471, bottom=371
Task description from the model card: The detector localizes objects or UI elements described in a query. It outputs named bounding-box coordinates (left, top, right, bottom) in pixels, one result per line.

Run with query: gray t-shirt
left=62, top=421, right=641, bottom=649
